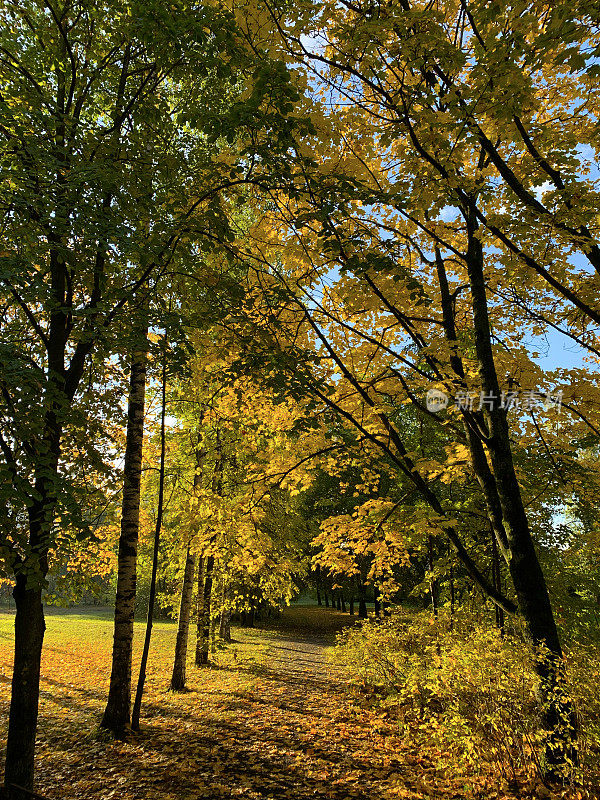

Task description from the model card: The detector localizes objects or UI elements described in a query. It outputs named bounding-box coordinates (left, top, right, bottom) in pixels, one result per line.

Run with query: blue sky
left=534, top=328, right=589, bottom=370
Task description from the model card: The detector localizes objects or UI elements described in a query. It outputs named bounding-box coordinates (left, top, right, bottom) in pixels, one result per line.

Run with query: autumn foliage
left=1, top=0, right=600, bottom=796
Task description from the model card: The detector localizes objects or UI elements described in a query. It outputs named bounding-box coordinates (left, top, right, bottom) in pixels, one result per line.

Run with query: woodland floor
left=0, top=605, right=572, bottom=800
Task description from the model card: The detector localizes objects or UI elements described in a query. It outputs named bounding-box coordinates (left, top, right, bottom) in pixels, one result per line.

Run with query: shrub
left=334, top=608, right=600, bottom=795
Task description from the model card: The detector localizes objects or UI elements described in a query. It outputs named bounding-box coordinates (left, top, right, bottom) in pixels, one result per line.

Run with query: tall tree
left=130, top=334, right=168, bottom=730
left=101, top=320, right=149, bottom=732
left=232, top=0, right=600, bottom=772
left=0, top=0, right=307, bottom=786
left=198, top=554, right=215, bottom=666
left=195, top=556, right=206, bottom=668
left=170, top=544, right=197, bottom=690
left=170, top=435, right=205, bottom=690
left=226, top=1, right=600, bottom=760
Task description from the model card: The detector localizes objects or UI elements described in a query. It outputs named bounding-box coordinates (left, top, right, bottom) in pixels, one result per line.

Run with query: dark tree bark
left=101, top=331, right=148, bottom=733
left=340, top=593, right=346, bottom=613
left=218, top=582, right=232, bottom=643
left=434, top=230, right=576, bottom=766
left=373, top=586, right=381, bottom=618
left=131, top=336, right=167, bottom=731
left=171, top=435, right=204, bottom=690
left=4, top=225, right=105, bottom=789
left=358, top=581, right=368, bottom=619
left=194, top=556, right=205, bottom=667
left=170, top=545, right=196, bottom=691
left=491, top=529, right=504, bottom=633
left=349, top=595, right=354, bottom=615
left=316, top=564, right=322, bottom=606
left=1, top=38, right=139, bottom=793
left=463, top=208, right=576, bottom=768
left=198, top=555, right=214, bottom=665
left=449, top=563, right=455, bottom=631
left=196, top=431, right=223, bottom=665
left=428, top=536, right=439, bottom=616
left=4, top=577, right=46, bottom=794
left=211, top=614, right=217, bottom=654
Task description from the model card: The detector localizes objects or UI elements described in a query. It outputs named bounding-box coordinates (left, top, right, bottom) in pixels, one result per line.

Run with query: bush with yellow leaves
left=334, top=608, right=600, bottom=794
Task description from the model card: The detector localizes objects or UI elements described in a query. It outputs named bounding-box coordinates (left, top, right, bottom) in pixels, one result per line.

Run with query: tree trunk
left=196, top=430, right=221, bottom=665
left=349, top=595, right=354, bottom=615
left=340, top=593, right=346, bottom=613
left=131, top=335, right=167, bottom=731
left=449, top=562, right=455, bottom=631
left=316, top=565, right=322, bottom=606
left=428, top=536, right=439, bottom=616
left=194, top=556, right=205, bottom=667
left=464, top=209, right=576, bottom=770
left=3, top=176, right=132, bottom=784
left=170, top=546, right=196, bottom=691
left=491, top=529, right=504, bottom=633
left=219, top=608, right=232, bottom=642
left=373, top=586, right=381, bottom=618
left=3, top=578, right=46, bottom=794
left=101, top=334, right=148, bottom=733
left=324, top=591, right=329, bottom=608
left=171, top=433, right=204, bottom=689
left=198, top=555, right=214, bottom=665
left=211, top=615, right=217, bottom=655
left=358, top=581, right=368, bottom=619
left=219, top=586, right=232, bottom=644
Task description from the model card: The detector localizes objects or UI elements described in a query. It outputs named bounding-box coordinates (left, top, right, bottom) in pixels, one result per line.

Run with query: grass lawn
left=0, top=605, right=281, bottom=799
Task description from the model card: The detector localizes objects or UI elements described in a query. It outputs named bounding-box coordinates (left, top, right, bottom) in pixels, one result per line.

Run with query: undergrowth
left=333, top=609, right=600, bottom=797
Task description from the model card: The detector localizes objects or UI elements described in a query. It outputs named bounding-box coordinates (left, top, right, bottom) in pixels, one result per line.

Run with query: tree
left=101, top=320, right=149, bottom=731
left=170, top=434, right=204, bottom=689
left=239, top=198, right=583, bottom=770
left=0, top=0, right=307, bottom=786
left=131, top=332, right=168, bottom=730
left=223, top=0, right=600, bottom=762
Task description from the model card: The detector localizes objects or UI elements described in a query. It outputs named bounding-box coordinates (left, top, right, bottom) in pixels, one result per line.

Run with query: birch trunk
left=101, top=333, right=148, bottom=732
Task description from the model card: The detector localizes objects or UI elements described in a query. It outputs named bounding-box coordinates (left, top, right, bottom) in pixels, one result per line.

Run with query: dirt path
left=168, top=607, right=427, bottom=800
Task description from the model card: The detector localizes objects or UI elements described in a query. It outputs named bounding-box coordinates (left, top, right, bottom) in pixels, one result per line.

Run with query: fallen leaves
left=0, top=607, right=590, bottom=800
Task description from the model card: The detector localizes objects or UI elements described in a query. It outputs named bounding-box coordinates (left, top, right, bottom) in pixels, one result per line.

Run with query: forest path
left=182, top=605, right=417, bottom=800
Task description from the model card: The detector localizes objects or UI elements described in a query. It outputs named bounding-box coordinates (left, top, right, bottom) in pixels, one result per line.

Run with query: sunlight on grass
left=0, top=607, right=280, bottom=798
